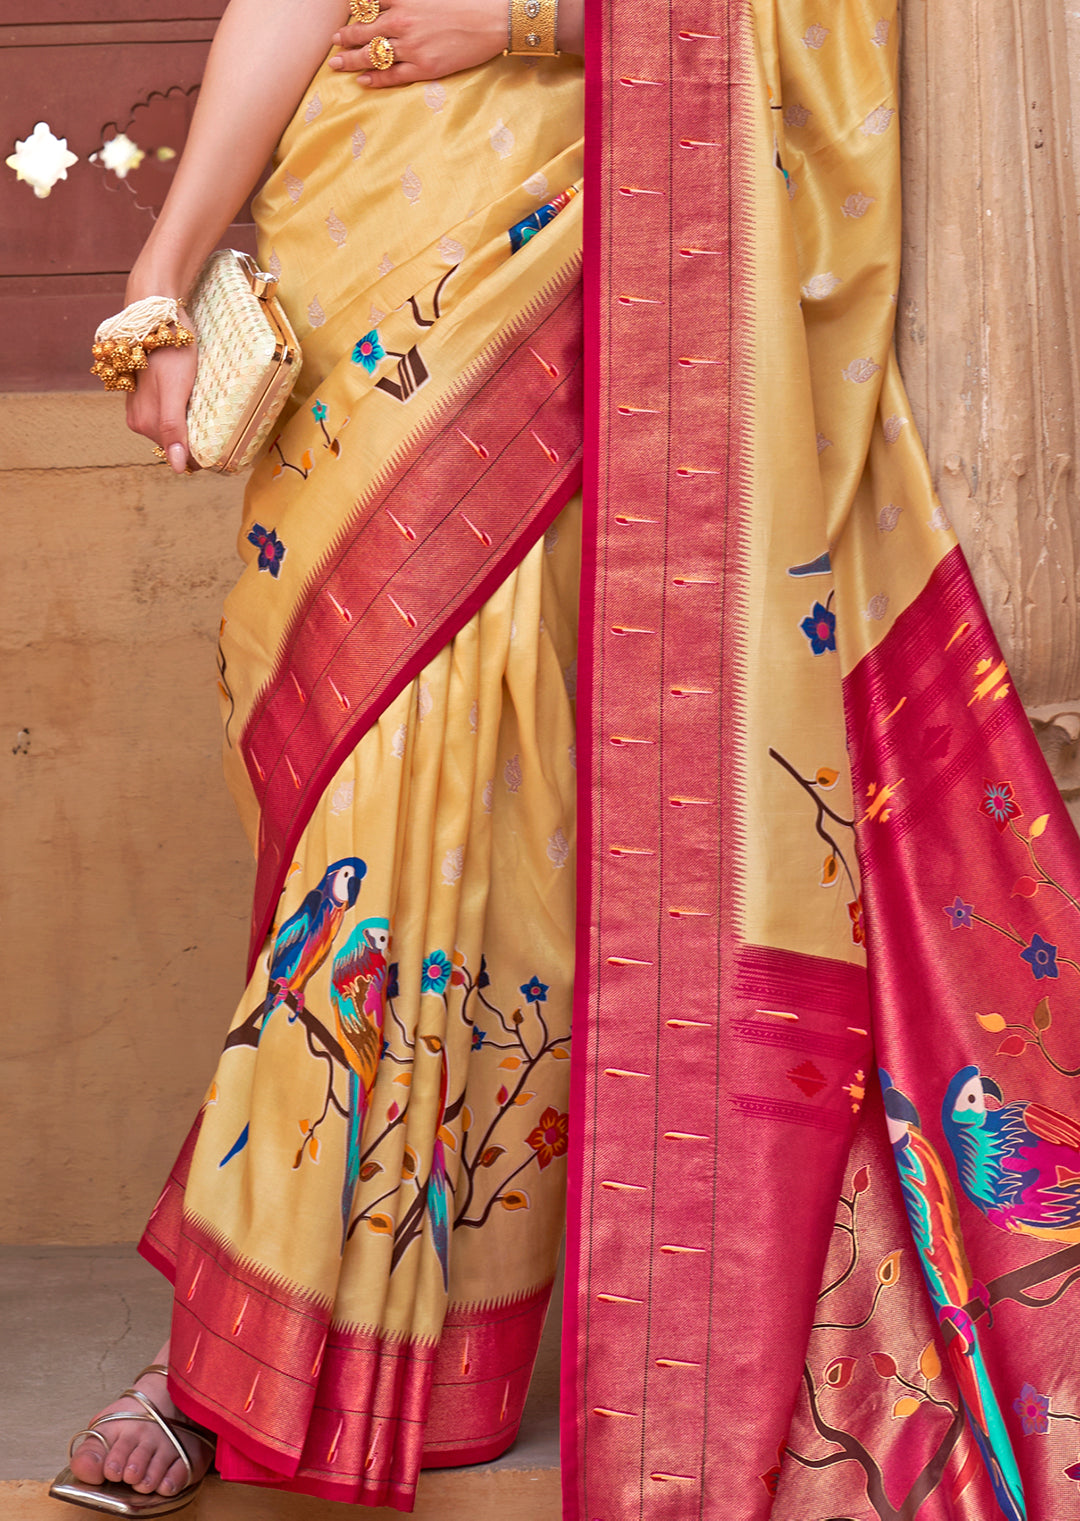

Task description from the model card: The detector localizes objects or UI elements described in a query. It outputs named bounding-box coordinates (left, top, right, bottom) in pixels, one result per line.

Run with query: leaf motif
left=438, top=1124, right=457, bottom=1150
left=461, top=1104, right=473, bottom=1132
left=1033, top=997, right=1052, bottom=1032
left=401, top=1146, right=417, bottom=1178
left=513, top=1091, right=536, bottom=1106
left=876, top=1249, right=903, bottom=1287
left=996, top=1034, right=1029, bottom=1057
left=499, top=1190, right=530, bottom=1211
left=496, top=1084, right=509, bottom=1105
left=329, top=438, right=341, bottom=458
left=393, top=1072, right=412, bottom=1086
left=292, top=1148, right=304, bottom=1170
left=820, top=854, right=839, bottom=887
left=1012, top=876, right=1040, bottom=898
left=367, top=1213, right=394, bottom=1235
left=359, top=1161, right=383, bottom=1182
left=816, top=766, right=840, bottom=789
left=480, top=1145, right=506, bottom=1168
left=499, top=1056, right=522, bottom=1070
left=976, top=1012, right=1007, bottom=1032
left=421, top=1035, right=443, bottom=1054
left=892, top=1396, right=921, bottom=1419
left=308, top=1135, right=320, bottom=1162
left=298, top=1118, right=311, bottom=1134
left=387, top=1101, right=400, bottom=1121
left=919, top=1341, right=942, bottom=1382
left=300, top=449, right=314, bottom=473
left=552, top=1046, right=571, bottom=1059
left=823, top=1356, right=857, bottom=1390
left=870, top=1351, right=898, bottom=1378
left=852, top=1165, right=870, bottom=1195
left=1029, top=813, right=1049, bottom=839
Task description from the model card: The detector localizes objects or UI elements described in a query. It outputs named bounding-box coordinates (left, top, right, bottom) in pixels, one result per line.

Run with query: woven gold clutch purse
left=186, top=249, right=302, bottom=474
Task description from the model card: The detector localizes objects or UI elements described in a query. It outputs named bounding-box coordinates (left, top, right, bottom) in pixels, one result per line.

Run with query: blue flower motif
left=520, top=975, right=549, bottom=1004
left=472, top=1026, right=487, bottom=1051
left=421, top=949, right=452, bottom=995
left=351, top=331, right=385, bottom=373
left=386, top=961, right=399, bottom=1000
left=247, top=523, right=286, bottom=578
left=311, top=399, right=328, bottom=422
left=800, top=601, right=837, bottom=655
left=1020, top=933, right=1059, bottom=982
left=943, top=896, right=974, bottom=930
left=1014, top=1382, right=1051, bottom=1435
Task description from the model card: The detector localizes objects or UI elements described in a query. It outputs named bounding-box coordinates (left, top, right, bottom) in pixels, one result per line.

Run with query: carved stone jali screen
left=0, top=0, right=255, bottom=390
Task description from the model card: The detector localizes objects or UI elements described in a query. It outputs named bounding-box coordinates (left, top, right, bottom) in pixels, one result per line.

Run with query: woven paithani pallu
left=564, top=1, right=1080, bottom=1519
left=138, top=1, right=1080, bottom=1518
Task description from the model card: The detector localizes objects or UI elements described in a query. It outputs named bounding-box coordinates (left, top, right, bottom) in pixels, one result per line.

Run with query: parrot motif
left=425, top=1041, right=450, bottom=1290
left=942, top=1065, right=1080, bottom=1244
left=881, top=1071, right=1025, bottom=1521
left=219, top=858, right=366, bottom=1169
left=262, top=857, right=367, bottom=1028
left=330, top=916, right=391, bottom=1246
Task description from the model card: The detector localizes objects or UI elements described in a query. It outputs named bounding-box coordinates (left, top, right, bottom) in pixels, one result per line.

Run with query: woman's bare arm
left=125, top=0, right=347, bottom=469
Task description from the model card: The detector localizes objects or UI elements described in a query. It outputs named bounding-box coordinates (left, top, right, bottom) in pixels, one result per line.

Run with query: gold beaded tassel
left=89, top=297, right=194, bottom=392
left=506, top=0, right=559, bottom=55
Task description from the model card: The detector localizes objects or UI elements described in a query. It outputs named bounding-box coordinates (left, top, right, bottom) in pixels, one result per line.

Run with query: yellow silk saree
left=139, top=1, right=1080, bottom=1517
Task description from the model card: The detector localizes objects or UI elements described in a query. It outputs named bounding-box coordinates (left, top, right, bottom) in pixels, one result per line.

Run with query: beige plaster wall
left=1, top=394, right=254, bottom=1244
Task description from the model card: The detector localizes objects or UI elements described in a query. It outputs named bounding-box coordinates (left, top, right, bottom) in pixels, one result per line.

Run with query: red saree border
left=241, top=267, right=584, bottom=974
left=564, top=0, right=773, bottom=1516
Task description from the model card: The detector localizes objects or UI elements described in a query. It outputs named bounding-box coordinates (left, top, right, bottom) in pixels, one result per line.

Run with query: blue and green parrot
left=330, top=916, right=391, bottom=1246
left=881, top=1070, right=1025, bottom=1521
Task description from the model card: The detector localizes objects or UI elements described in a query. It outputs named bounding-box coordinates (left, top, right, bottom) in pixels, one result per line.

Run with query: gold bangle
left=505, top=0, right=559, bottom=55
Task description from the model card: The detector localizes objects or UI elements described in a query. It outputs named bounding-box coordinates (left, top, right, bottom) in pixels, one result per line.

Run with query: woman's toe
left=102, top=1429, right=141, bottom=1483
left=157, top=1456, right=192, bottom=1497
left=69, top=1437, right=106, bottom=1484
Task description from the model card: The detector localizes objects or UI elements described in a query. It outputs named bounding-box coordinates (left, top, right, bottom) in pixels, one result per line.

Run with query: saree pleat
left=566, top=0, right=1080, bottom=1517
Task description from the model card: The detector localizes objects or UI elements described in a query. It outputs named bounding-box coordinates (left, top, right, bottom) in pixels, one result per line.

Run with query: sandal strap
left=133, top=1364, right=170, bottom=1382
left=124, top=1390, right=194, bottom=1488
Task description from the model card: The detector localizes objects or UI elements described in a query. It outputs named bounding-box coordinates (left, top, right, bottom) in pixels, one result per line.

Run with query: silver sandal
left=49, top=1364, right=215, bottom=1517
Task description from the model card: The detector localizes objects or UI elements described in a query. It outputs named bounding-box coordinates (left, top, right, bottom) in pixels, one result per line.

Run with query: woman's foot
left=68, top=1342, right=214, bottom=1498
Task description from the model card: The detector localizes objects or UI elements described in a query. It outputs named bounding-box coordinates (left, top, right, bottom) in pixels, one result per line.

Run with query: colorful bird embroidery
left=330, top=916, right=391, bottom=1245
left=219, top=858, right=366, bottom=1169
left=942, top=1065, right=1080, bottom=1244
left=881, top=1071, right=1025, bottom=1521
left=263, top=857, right=367, bottom=1028
left=424, top=1041, right=450, bottom=1289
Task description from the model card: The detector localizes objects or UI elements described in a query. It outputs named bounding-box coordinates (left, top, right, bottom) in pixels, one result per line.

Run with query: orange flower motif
left=848, top=895, right=865, bottom=946
left=525, top=1107, right=570, bottom=1170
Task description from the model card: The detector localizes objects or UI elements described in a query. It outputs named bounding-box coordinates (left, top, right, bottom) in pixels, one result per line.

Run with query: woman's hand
left=329, top=0, right=507, bottom=86
left=124, top=310, right=199, bottom=474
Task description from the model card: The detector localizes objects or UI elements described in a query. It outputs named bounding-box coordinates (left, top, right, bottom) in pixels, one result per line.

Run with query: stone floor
left=0, top=1245, right=560, bottom=1520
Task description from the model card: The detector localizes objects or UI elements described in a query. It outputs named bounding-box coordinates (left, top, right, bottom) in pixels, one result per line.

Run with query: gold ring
left=349, top=0, right=381, bottom=21
left=152, top=445, right=168, bottom=464
left=369, top=34, right=395, bottom=68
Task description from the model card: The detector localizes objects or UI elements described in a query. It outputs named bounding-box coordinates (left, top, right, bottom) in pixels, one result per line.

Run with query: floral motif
left=878, top=503, right=903, bottom=533
left=424, top=81, right=447, bottom=112
left=490, top=119, right=515, bottom=158
left=802, top=23, right=829, bottom=47
left=386, top=962, right=399, bottom=999
left=6, top=121, right=78, bottom=198
left=563, top=657, right=578, bottom=699
left=843, top=357, right=882, bottom=384
left=883, top=414, right=907, bottom=444
left=352, top=330, right=385, bottom=372
left=247, top=523, right=286, bottom=577
left=304, top=92, right=323, bottom=121
left=284, top=173, right=304, bottom=203
left=330, top=780, right=354, bottom=815
left=524, top=171, right=549, bottom=198
left=438, top=235, right=465, bottom=264
left=352, top=125, right=367, bottom=158
left=442, top=845, right=465, bottom=885
left=421, top=949, right=452, bottom=995
left=472, top=1026, right=488, bottom=1051
left=1021, top=934, right=1059, bottom=982
left=800, top=601, right=837, bottom=655
left=326, top=209, right=347, bottom=247
left=980, top=779, right=1022, bottom=832
left=307, top=296, right=326, bottom=328
left=401, top=165, right=422, bottom=204
left=520, top=976, right=549, bottom=1004
left=547, top=828, right=569, bottom=869
left=943, top=896, right=973, bottom=930
left=504, top=753, right=523, bottom=792
left=525, top=1107, right=570, bottom=1169
left=1014, top=1383, right=1051, bottom=1435
left=864, top=594, right=889, bottom=621
left=802, top=272, right=841, bottom=301
left=784, top=102, right=812, bottom=129
left=841, top=192, right=875, bottom=218
left=312, top=400, right=328, bottom=422
left=871, top=18, right=890, bottom=46
left=848, top=895, right=865, bottom=946
left=816, top=432, right=832, bottom=454
left=862, top=106, right=896, bottom=136
left=929, top=505, right=950, bottom=532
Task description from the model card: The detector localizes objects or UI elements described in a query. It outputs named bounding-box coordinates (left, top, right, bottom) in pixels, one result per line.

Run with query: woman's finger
left=354, top=60, right=429, bottom=87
